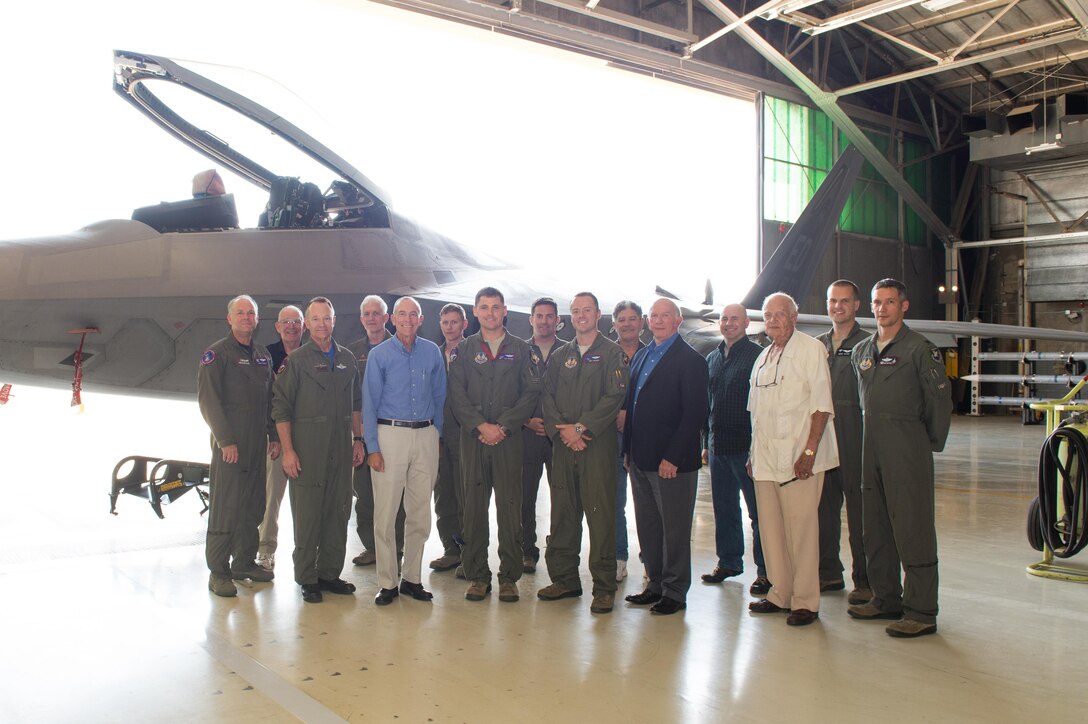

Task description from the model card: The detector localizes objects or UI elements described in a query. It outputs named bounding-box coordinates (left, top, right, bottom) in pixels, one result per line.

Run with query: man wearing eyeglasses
left=256, top=305, right=304, bottom=571
left=746, top=293, right=837, bottom=627
left=701, top=303, right=769, bottom=597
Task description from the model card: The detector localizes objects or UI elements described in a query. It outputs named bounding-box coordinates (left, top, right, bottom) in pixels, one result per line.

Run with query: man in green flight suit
left=272, top=297, right=365, bottom=603
left=447, top=287, right=541, bottom=603
left=538, top=291, right=629, bottom=614
left=848, top=279, right=952, bottom=638
left=198, top=294, right=280, bottom=597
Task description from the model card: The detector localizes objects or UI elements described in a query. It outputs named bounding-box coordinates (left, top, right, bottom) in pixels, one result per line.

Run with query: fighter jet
left=1, top=50, right=1085, bottom=402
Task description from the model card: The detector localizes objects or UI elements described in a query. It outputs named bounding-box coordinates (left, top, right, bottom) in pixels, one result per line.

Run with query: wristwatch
left=574, top=423, right=585, bottom=435
left=803, top=448, right=815, bottom=457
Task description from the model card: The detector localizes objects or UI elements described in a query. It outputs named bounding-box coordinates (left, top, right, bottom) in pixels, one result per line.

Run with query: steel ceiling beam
left=696, top=0, right=956, bottom=246
left=529, top=0, right=698, bottom=43
left=836, top=27, right=1084, bottom=96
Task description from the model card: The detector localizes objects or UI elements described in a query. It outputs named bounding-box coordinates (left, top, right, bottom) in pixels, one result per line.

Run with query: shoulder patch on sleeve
left=277, top=359, right=289, bottom=374
left=930, top=347, right=942, bottom=364
left=201, top=349, right=216, bottom=366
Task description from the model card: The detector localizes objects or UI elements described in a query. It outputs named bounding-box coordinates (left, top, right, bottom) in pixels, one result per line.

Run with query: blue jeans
left=710, top=453, right=766, bottom=576
left=616, top=435, right=629, bottom=561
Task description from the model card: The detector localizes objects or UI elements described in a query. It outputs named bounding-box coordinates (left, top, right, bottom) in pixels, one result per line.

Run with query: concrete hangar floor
left=0, top=387, right=1084, bottom=723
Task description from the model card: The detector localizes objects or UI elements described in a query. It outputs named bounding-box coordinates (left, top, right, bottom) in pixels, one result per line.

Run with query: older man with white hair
left=622, top=298, right=709, bottom=615
left=364, top=296, right=447, bottom=606
left=746, top=292, right=837, bottom=627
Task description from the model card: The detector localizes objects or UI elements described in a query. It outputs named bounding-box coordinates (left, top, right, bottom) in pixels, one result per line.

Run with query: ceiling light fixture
left=921, top=0, right=965, bottom=10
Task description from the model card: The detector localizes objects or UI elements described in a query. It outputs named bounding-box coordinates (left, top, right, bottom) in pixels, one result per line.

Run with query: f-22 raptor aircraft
left=0, top=50, right=1085, bottom=402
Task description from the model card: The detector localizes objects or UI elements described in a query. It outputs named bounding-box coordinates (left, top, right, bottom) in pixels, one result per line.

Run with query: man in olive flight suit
left=447, top=288, right=541, bottom=603
left=199, top=294, right=280, bottom=597
left=815, top=280, right=871, bottom=604
left=273, top=297, right=365, bottom=603
left=431, top=303, right=470, bottom=574
left=539, top=292, right=629, bottom=614
left=848, top=279, right=952, bottom=638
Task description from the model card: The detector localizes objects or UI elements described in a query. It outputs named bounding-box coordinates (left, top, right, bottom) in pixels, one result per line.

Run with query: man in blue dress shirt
left=364, top=296, right=447, bottom=606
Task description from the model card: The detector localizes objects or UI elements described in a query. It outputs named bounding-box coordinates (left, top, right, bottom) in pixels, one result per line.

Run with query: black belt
left=377, top=418, right=433, bottom=429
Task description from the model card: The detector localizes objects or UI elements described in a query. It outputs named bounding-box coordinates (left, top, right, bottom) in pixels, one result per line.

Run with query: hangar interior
left=4, top=3, right=1088, bottom=723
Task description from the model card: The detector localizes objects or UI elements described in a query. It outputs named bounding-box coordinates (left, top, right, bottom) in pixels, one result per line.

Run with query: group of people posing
left=196, top=277, right=951, bottom=637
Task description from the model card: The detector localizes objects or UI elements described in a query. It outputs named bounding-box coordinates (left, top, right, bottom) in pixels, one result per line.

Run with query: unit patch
left=201, top=350, right=216, bottom=365
left=858, top=356, right=873, bottom=371
left=530, top=351, right=541, bottom=366
left=930, top=348, right=942, bottom=364
left=449, top=348, right=459, bottom=362
left=474, top=352, right=488, bottom=365
left=564, top=357, right=578, bottom=369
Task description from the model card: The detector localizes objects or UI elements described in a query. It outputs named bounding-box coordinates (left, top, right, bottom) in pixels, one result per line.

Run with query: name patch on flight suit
left=497, top=353, right=515, bottom=361
left=335, top=363, right=348, bottom=370
left=836, top=347, right=853, bottom=356
left=584, top=355, right=602, bottom=364
left=474, top=352, right=488, bottom=365
left=858, top=355, right=873, bottom=371
left=237, top=358, right=251, bottom=365
left=357, top=353, right=368, bottom=364
left=879, top=356, right=898, bottom=366
left=256, top=357, right=269, bottom=366
left=314, top=364, right=329, bottom=370
left=564, top=357, right=578, bottom=369
left=201, top=350, right=216, bottom=365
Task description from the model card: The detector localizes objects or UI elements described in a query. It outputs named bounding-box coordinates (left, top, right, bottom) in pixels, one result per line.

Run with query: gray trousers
left=257, top=452, right=288, bottom=558
left=289, top=461, right=352, bottom=586
left=434, top=433, right=464, bottom=558
left=206, top=440, right=266, bottom=576
left=630, top=466, right=698, bottom=603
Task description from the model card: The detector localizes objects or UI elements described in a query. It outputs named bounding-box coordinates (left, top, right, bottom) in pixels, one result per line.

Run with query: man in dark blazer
left=622, top=298, right=710, bottom=615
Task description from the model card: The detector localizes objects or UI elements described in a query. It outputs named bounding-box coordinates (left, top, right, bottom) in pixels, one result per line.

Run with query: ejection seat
left=131, top=194, right=240, bottom=232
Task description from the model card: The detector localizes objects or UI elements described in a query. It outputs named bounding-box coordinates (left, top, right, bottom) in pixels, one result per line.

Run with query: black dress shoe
left=749, top=576, right=771, bottom=596
left=624, top=589, right=663, bottom=605
left=701, top=567, right=741, bottom=584
left=374, top=587, right=400, bottom=606
left=301, top=583, right=323, bottom=603
left=399, top=580, right=433, bottom=601
left=749, top=598, right=790, bottom=614
left=786, top=609, right=819, bottom=626
left=820, top=579, right=846, bottom=592
left=318, top=578, right=356, bottom=595
left=650, top=597, right=686, bottom=615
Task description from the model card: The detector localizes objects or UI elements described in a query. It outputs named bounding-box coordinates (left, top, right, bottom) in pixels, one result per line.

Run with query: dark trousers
left=709, top=453, right=766, bottom=577
left=291, top=461, right=352, bottom=586
left=863, top=427, right=939, bottom=624
left=461, top=440, right=523, bottom=585
left=434, top=433, right=464, bottom=557
left=206, top=442, right=266, bottom=576
left=521, top=429, right=553, bottom=560
left=818, top=465, right=867, bottom=587
left=630, top=466, right=698, bottom=603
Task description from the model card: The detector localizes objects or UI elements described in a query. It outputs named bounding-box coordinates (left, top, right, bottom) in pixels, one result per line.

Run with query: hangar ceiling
left=372, top=0, right=1088, bottom=246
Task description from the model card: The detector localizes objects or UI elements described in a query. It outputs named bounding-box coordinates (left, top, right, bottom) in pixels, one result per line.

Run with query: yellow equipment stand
left=1027, top=375, right=1088, bottom=582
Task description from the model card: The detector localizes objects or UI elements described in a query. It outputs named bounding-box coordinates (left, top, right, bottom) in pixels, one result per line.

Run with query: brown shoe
left=455, top=564, right=466, bottom=580
left=749, top=576, right=771, bottom=596
left=819, top=578, right=845, bottom=592
left=847, top=602, right=903, bottom=620
left=886, top=618, right=938, bottom=638
left=847, top=587, right=872, bottom=605
left=465, top=581, right=492, bottom=601
left=749, top=598, right=789, bottom=614
left=522, top=556, right=537, bottom=573
left=590, top=592, right=614, bottom=613
left=537, top=583, right=583, bottom=600
left=208, top=574, right=237, bottom=598
left=786, top=609, right=819, bottom=626
left=429, top=554, right=461, bottom=571
left=701, top=566, right=741, bottom=583
left=352, top=550, right=376, bottom=566
left=499, top=582, right=519, bottom=602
